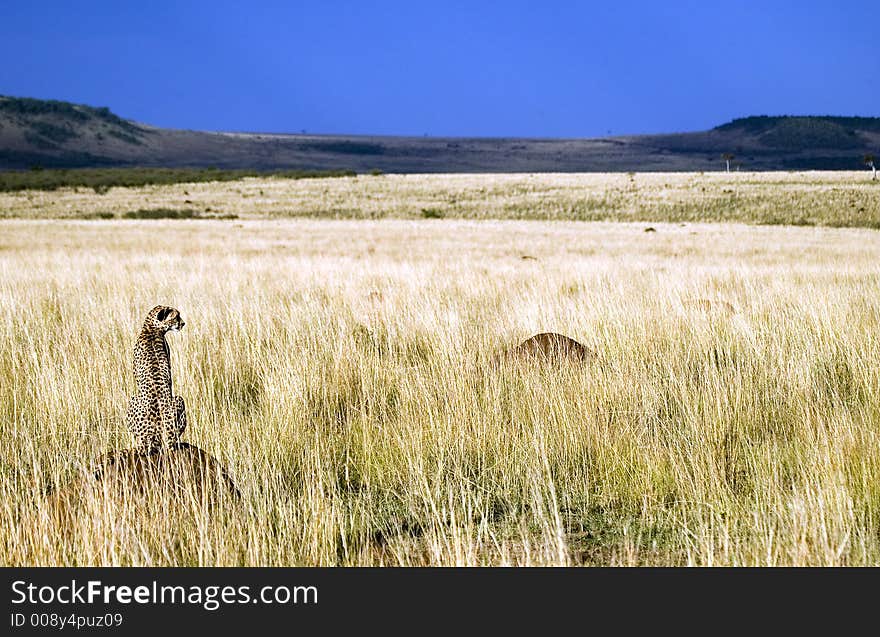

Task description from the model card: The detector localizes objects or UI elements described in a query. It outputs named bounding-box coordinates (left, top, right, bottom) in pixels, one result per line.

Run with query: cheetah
left=126, top=305, right=187, bottom=453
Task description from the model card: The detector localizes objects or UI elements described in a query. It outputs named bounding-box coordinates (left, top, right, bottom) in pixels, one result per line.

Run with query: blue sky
left=1, top=1, right=876, bottom=136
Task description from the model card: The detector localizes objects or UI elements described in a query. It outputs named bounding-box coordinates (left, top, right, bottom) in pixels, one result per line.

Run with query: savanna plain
left=2, top=171, right=880, bottom=566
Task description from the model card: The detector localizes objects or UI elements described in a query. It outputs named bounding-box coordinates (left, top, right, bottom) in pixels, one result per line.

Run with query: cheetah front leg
left=174, top=395, right=187, bottom=439
left=126, top=395, right=158, bottom=453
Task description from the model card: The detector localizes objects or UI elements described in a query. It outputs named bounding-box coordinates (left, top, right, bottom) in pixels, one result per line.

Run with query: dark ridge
left=0, top=149, right=120, bottom=169
left=779, top=156, right=871, bottom=170
left=715, top=115, right=880, bottom=134
left=1, top=96, right=878, bottom=172
left=0, top=95, right=146, bottom=135
left=298, top=140, right=386, bottom=155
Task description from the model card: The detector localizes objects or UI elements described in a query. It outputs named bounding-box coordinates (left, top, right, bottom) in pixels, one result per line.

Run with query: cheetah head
left=148, top=305, right=186, bottom=332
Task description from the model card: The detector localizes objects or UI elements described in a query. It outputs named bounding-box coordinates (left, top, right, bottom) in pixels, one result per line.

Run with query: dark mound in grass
left=42, top=443, right=241, bottom=524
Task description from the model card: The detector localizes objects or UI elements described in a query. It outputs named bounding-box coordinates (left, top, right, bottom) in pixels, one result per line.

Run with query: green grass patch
left=0, top=167, right=357, bottom=193
left=421, top=208, right=445, bottom=219
left=122, top=208, right=200, bottom=220
left=116, top=208, right=238, bottom=220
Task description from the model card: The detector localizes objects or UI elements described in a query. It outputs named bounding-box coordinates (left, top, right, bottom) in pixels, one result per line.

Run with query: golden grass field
left=2, top=171, right=880, bottom=566
left=3, top=170, right=879, bottom=226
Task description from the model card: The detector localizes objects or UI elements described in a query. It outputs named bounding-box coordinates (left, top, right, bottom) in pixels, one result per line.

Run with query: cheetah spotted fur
left=126, top=305, right=187, bottom=453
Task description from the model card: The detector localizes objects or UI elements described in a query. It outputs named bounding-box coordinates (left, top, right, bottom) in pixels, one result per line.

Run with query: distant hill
left=0, top=96, right=153, bottom=167
left=0, top=96, right=877, bottom=172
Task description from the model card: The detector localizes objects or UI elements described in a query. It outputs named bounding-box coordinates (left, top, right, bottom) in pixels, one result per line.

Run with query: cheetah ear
left=157, top=308, right=172, bottom=322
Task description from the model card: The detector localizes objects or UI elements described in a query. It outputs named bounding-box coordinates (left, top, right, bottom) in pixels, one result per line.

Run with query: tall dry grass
left=2, top=218, right=880, bottom=565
